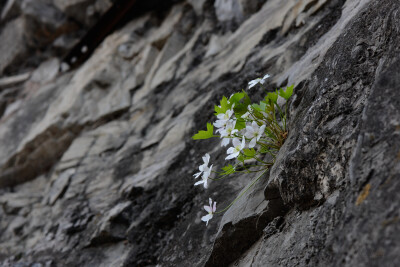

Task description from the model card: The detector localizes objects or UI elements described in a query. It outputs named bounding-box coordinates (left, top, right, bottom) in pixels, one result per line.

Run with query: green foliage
left=259, top=146, right=271, bottom=154
left=243, top=148, right=256, bottom=159
left=192, top=123, right=214, bottom=140
left=229, top=92, right=245, bottom=105
left=278, top=85, right=294, bottom=100
left=234, top=118, right=246, bottom=131
left=252, top=101, right=267, bottom=112
left=214, top=96, right=230, bottom=115
left=221, top=164, right=236, bottom=175
left=266, top=91, right=278, bottom=104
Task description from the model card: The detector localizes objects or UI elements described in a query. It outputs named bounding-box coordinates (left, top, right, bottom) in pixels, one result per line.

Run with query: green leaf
left=251, top=103, right=262, bottom=111
left=243, top=148, right=256, bottom=158
left=192, top=123, right=214, bottom=140
left=222, top=164, right=236, bottom=175
left=278, top=85, right=294, bottom=100
left=266, top=91, right=278, bottom=103
left=214, top=96, right=230, bottom=115
left=259, top=101, right=267, bottom=111
left=237, top=154, right=245, bottom=163
left=242, top=90, right=252, bottom=106
left=229, top=92, right=245, bottom=105
left=233, top=103, right=248, bottom=117
left=235, top=118, right=246, bottom=131
left=259, top=146, right=270, bottom=154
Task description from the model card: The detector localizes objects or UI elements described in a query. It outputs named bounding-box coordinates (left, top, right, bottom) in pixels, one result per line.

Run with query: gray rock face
left=0, top=17, right=28, bottom=75
left=0, top=0, right=110, bottom=76
left=0, top=0, right=399, bottom=266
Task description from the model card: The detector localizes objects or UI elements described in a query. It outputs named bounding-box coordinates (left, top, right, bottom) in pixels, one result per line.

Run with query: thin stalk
left=215, top=169, right=269, bottom=214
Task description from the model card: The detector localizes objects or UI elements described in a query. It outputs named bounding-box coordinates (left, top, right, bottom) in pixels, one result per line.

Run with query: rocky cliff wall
left=0, top=0, right=399, bottom=266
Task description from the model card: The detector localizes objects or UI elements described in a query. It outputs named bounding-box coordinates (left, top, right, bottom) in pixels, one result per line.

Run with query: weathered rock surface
left=0, top=0, right=399, bottom=266
left=0, top=0, right=111, bottom=77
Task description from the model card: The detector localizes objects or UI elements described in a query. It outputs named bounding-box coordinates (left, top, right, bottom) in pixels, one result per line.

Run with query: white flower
left=214, top=106, right=235, bottom=137
left=248, top=74, right=270, bottom=89
left=219, top=120, right=238, bottom=147
left=217, top=105, right=235, bottom=121
left=193, top=153, right=210, bottom=179
left=214, top=106, right=235, bottom=130
left=201, top=198, right=216, bottom=226
left=226, top=137, right=245, bottom=160
left=245, top=121, right=266, bottom=148
left=262, top=74, right=271, bottom=81
left=214, top=119, right=228, bottom=133
left=194, top=164, right=213, bottom=189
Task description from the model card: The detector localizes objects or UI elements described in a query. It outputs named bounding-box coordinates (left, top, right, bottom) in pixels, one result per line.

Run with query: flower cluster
left=192, top=74, right=293, bottom=226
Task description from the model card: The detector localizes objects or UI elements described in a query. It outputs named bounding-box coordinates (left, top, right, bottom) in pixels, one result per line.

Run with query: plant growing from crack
left=192, top=74, right=293, bottom=225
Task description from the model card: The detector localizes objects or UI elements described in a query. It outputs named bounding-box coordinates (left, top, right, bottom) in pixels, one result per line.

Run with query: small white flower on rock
left=214, top=106, right=235, bottom=137
left=214, top=105, right=235, bottom=130
left=201, top=198, right=216, bottom=226
left=194, top=153, right=210, bottom=179
left=217, top=105, right=235, bottom=121
left=248, top=74, right=270, bottom=89
left=226, top=137, right=245, bottom=160
left=245, top=121, right=266, bottom=148
left=194, top=164, right=213, bottom=189
left=219, top=120, right=238, bottom=147
left=262, top=73, right=271, bottom=81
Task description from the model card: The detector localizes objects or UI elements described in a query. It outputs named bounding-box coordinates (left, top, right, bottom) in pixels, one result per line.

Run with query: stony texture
left=0, top=0, right=110, bottom=76
left=0, top=17, right=28, bottom=75
left=0, top=0, right=399, bottom=266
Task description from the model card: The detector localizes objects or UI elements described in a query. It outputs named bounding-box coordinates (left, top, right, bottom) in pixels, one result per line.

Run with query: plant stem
left=215, top=169, right=269, bottom=214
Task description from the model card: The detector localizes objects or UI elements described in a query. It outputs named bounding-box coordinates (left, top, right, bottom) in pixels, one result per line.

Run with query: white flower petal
left=195, top=180, right=204, bottom=186
left=240, top=137, right=246, bottom=149
left=225, top=154, right=235, bottom=160
left=257, top=125, right=266, bottom=141
left=246, top=125, right=254, bottom=134
left=203, top=165, right=212, bottom=179
left=201, top=214, right=213, bottom=225
left=203, top=179, right=208, bottom=189
left=217, top=113, right=225, bottom=120
left=199, top=164, right=205, bottom=172
left=203, top=153, right=210, bottom=165
left=249, top=138, right=256, bottom=148
left=194, top=172, right=202, bottom=179
left=221, top=138, right=230, bottom=147
left=216, top=126, right=226, bottom=134
left=214, top=120, right=227, bottom=128
left=226, top=151, right=239, bottom=160
left=232, top=138, right=240, bottom=147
